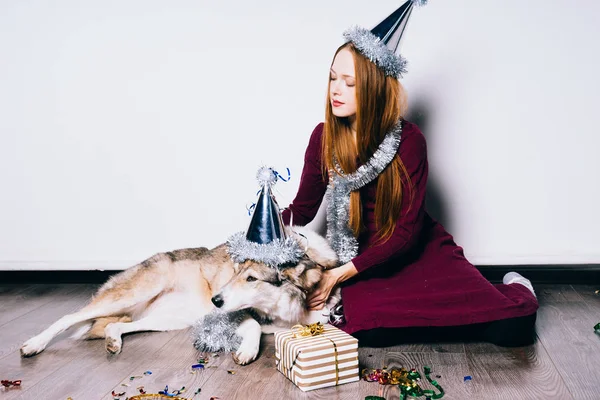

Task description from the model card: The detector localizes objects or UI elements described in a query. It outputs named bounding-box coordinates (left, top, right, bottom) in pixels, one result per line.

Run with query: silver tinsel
left=226, top=231, right=305, bottom=268
left=325, top=121, right=403, bottom=264
left=191, top=310, right=245, bottom=352
left=343, top=26, right=408, bottom=79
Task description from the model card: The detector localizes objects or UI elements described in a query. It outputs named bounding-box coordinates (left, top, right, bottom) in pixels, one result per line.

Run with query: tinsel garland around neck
left=325, top=120, right=403, bottom=264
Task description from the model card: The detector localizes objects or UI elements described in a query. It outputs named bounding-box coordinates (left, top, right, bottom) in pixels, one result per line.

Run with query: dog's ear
left=281, top=260, right=322, bottom=291
left=286, top=226, right=338, bottom=269
left=233, top=262, right=241, bottom=273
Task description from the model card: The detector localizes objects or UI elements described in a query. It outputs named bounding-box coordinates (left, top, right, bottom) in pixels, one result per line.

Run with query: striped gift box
left=274, top=324, right=360, bottom=391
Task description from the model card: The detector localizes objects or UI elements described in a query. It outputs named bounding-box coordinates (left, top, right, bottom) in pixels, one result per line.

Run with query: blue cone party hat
left=226, top=167, right=304, bottom=268
left=342, top=0, right=427, bottom=79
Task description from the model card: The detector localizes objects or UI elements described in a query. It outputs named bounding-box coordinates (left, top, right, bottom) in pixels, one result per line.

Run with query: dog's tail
left=69, top=316, right=132, bottom=340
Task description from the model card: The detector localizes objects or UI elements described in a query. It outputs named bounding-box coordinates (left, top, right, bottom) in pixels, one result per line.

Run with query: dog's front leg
left=232, top=316, right=261, bottom=366
left=104, top=315, right=190, bottom=355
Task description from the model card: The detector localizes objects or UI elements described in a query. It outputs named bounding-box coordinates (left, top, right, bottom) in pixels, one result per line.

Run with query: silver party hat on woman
left=226, top=167, right=304, bottom=268
left=343, top=0, right=427, bottom=79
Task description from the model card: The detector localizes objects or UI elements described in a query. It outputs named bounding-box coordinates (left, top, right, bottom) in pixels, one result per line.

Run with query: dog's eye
left=246, top=276, right=257, bottom=282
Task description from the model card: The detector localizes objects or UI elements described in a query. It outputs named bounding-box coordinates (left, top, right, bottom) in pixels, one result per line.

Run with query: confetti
left=227, top=370, right=236, bottom=375
left=159, top=385, right=186, bottom=396
left=464, top=375, right=472, bottom=382
left=362, top=366, right=444, bottom=399
left=194, top=388, right=202, bottom=395
left=143, top=371, right=152, bottom=375
left=112, top=390, right=126, bottom=396
left=1, top=380, right=21, bottom=388
left=191, top=364, right=205, bottom=369
left=121, top=383, right=131, bottom=387
left=595, top=323, right=600, bottom=334
left=129, top=375, right=143, bottom=381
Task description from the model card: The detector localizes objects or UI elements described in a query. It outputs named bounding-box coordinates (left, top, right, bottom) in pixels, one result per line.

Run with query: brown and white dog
left=20, top=226, right=339, bottom=365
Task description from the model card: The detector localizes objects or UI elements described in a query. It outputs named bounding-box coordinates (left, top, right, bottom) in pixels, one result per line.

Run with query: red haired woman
left=282, top=29, right=538, bottom=347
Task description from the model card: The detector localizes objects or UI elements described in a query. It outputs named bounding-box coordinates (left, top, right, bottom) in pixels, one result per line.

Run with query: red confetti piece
left=112, top=390, right=126, bottom=396
left=1, top=380, right=22, bottom=388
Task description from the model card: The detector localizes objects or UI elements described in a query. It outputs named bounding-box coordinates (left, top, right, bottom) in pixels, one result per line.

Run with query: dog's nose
left=211, top=294, right=224, bottom=308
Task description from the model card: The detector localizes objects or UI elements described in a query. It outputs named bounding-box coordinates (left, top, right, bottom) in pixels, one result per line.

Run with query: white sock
left=503, top=272, right=536, bottom=298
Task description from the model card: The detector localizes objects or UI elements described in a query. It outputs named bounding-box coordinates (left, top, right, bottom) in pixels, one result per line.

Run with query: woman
left=281, top=33, right=538, bottom=347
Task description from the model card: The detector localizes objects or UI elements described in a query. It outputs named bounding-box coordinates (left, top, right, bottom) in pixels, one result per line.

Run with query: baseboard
left=476, top=264, right=600, bottom=284
left=0, top=265, right=599, bottom=284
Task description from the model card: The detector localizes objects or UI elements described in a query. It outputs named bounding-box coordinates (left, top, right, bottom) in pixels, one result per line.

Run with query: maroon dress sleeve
left=351, top=123, right=429, bottom=273
left=281, top=123, right=328, bottom=226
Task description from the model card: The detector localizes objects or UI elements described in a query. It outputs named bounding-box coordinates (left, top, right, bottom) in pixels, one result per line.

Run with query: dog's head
left=212, top=226, right=338, bottom=323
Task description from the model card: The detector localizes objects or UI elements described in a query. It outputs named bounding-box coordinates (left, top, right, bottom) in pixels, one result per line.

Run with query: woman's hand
left=306, top=269, right=340, bottom=311
left=306, top=262, right=359, bottom=311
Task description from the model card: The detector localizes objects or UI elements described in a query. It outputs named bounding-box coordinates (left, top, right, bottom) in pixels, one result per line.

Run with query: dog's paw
left=232, top=343, right=259, bottom=365
left=105, top=336, right=122, bottom=354
left=20, top=336, right=47, bottom=357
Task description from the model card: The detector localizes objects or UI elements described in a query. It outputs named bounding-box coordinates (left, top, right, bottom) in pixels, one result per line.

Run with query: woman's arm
left=281, top=123, right=328, bottom=226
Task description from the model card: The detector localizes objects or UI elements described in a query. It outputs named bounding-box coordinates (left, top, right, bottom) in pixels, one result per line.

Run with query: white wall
left=1, top=0, right=598, bottom=270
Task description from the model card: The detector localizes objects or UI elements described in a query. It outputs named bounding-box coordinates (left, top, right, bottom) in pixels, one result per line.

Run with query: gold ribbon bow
left=291, top=322, right=325, bottom=338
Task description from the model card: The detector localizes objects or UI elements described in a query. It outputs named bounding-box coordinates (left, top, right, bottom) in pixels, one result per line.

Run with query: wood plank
left=536, top=284, right=584, bottom=303
left=465, top=338, right=573, bottom=399
left=0, top=284, right=96, bottom=360
left=101, top=328, right=230, bottom=399
left=16, top=329, right=180, bottom=399
left=535, top=300, right=600, bottom=399
left=0, top=284, right=32, bottom=296
left=379, top=351, right=473, bottom=400
left=0, top=284, right=100, bottom=400
left=572, top=284, right=600, bottom=308
left=0, top=284, right=88, bottom=327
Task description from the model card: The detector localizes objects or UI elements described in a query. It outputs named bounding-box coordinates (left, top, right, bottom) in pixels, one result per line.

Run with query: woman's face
left=329, top=48, right=357, bottom=119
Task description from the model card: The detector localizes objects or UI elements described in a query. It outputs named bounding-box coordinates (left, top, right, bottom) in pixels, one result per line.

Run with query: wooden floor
left=0, top=283, right=599, bottom=400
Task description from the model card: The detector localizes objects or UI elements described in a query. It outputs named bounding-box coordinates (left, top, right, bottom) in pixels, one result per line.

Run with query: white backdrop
left=1, top=0, right=599, bottom=270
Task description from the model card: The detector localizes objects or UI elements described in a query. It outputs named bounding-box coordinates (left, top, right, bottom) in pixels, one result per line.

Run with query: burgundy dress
left=282, top=121, right=538, bottom=335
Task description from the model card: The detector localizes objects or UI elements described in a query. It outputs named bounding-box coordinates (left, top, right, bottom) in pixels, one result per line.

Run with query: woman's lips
left=332, top=100, right=344, bottom=107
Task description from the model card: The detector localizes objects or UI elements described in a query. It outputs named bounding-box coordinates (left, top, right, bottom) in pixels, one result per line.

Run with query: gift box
left=275, top=323, right=359, bottom=391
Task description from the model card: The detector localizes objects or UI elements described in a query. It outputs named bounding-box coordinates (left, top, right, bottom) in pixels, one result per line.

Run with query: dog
left=20, top=226, right=340, bottom=365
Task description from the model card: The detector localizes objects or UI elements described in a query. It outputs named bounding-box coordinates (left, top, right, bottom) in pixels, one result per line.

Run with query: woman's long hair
left=323, top=43, right=414, bottom=245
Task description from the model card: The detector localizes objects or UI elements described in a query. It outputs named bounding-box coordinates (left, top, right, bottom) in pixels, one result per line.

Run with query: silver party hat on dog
left=343, top=0, right=427, bottom=79
left=226, top=167, right=304, bottom=268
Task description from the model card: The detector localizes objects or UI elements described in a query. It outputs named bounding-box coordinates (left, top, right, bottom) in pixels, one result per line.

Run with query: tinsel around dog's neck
left=325, top=120, right=403, bottom=264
